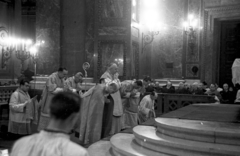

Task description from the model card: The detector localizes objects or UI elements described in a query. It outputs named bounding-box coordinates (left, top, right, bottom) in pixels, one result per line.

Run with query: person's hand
left=114, top=73, right=119, bottom=79
left=32, top=95, right=37, bottom=101
left=149, top=110, right=155, bottom=118
left=72, top=89, right=77, bottom=93
left=23, top=100, right=29, bottom=107
left=130, top=92, right=136, bottom=97
left=27, top=99, right=32, bottom=104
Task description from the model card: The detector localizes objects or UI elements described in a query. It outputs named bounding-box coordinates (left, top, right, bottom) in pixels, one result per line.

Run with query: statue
left=82, top=62, right=90, bottom=78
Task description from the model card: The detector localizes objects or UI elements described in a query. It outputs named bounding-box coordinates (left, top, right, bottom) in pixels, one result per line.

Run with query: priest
left=79, top=81, right=119, bottom=145
left=101, top=63, right=123, bottom=135
left=38, top=67, right=68, bottom=131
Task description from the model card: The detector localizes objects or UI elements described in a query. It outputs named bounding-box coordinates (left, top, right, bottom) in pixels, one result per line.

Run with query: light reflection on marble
left=145, top=0, right=185, bottom=79
left=36, top=0, right=60, bottom=74
left=85, top=0, right=95, bottom=78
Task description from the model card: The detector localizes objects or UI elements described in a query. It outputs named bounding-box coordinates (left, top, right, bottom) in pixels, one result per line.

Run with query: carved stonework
left=202, top=4, right=240, bottom=83
left=97, top=40, right=127, bottom=79
left=132, top=26, right=139, bottom=38
left=132, top=41, right=139, bottom=79
left=98, top=26, right=127, bottom=36
left=186, top=64, right=199, bottom=78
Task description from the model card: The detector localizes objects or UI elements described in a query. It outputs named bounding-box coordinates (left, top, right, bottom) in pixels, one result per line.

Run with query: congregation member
left=8, top=79, right=37, bottom=136
left=11, top=92, right=89, bottom=156
left=79, top=81, right=119, bottom=145
left=190, top=82, right=199, bottom=94
left=138, top=91, right=158, bottom=124
left=205, top=84, right=222, bottom=103
left=195, top=82, right=206, bottom=95
left=120, top=80, right=143, bottom=129
left=101, top=63, right=123, bottom=135
left=64, top=72, right=84, bottom=94
left=176, top=82, right=190, bottom=94
left=161, top=81, right=175, bottom=93
left=220, top=83, right=234, bottom=104
left=38, top=67, right=68, bottom=131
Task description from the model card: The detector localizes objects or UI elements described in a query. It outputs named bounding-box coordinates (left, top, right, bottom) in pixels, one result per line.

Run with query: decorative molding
left=0, top=27, right=8, bottom=46
left=132, top=26, right=139, bottom=38
left=205, top=5, right=240, bottom=12
left=97, top=40, right=127, bottom=79
left=85, top=0, right=95, bottom=77
left=131, top=0, right=140, bottom=23
left=186, top=64, right=199, bottom=78
left=98, top=26, right=127, bottom=36
left=202, top=4, right=240, bottom=83
left=132, top=41, right=139, bottom=79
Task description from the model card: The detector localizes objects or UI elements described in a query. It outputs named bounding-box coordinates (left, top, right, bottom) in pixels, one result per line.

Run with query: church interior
left=0, top=0, right=240, bottom=155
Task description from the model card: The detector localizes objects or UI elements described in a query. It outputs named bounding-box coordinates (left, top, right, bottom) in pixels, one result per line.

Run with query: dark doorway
left=219, top=20, right=240, bottom=87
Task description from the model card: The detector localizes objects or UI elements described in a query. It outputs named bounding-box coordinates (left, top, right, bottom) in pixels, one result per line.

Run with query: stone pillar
left=60, top=0, right=85, bottom=75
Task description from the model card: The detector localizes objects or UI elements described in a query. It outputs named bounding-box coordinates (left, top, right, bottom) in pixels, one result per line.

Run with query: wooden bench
left=155, top=93, right=215, bottom=117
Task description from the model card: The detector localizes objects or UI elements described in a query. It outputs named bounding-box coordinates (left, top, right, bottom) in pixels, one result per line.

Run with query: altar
left=30, top=76, right=96, bottom=91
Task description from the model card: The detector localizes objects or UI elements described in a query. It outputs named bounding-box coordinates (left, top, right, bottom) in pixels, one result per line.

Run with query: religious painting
left=98, top=41, right=126, bottom=78
left=100, top=0, right=125, bottom=18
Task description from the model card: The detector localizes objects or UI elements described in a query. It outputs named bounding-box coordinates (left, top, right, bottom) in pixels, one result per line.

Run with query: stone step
left=110, top=133, right=170, bottom=156
left=133, top=126, right=240, bottom=156
left=155, top=118, right=240, bottom=146
left=88, top=141, right=113, bottom=156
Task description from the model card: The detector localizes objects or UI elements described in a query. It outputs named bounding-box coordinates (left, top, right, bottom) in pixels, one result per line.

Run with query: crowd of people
left=144, top=78, right=240, bottom=104
left=7, top=63, right=240, bottom=155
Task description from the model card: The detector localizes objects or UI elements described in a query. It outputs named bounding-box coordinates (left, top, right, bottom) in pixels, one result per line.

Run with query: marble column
left=36, top=0, right=60, bottom=75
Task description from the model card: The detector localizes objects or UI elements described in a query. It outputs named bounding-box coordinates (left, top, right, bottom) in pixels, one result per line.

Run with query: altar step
left=155, top=118, right=240, bottom=146
left=133, top=126, right=240, bottom=156
left=88, top=133, right=170, bottom=156
left=88, top=118, right=240, bottom=156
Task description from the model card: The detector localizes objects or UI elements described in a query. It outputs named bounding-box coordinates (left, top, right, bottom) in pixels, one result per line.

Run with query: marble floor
left=0, top=127, right=134, bottom=154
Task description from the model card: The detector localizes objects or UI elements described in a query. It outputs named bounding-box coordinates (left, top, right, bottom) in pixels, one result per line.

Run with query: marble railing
left=155, top=93, right=215, bottom=116
left=0, top=86, right=18, bottom=105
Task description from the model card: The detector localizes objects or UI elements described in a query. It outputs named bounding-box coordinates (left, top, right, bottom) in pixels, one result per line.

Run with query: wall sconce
left=183, top=14, right=202, bottom=54
left=142, top=30, right=159, bottom=53
left=0, top=27, right=44, bottom=72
